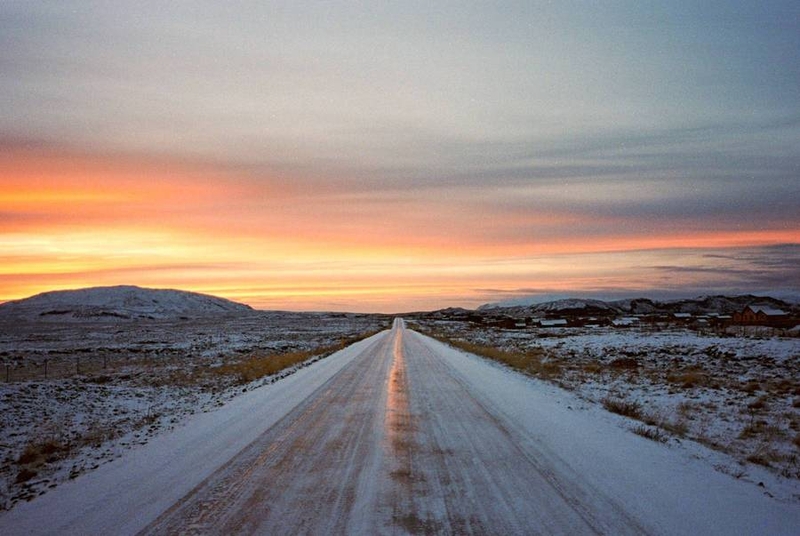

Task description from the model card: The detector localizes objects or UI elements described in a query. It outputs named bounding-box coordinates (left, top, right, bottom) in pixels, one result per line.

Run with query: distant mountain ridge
left=478, top=295, right=796, bottom=318
left=0, top=285, right=253, bottom=321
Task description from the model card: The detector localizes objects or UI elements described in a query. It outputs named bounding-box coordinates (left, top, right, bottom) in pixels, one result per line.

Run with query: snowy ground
left=410, top=319, right=800, bottom=484
left=0, top=312, right=389, bottom=510
left=1, top=321, right=797, bottom=535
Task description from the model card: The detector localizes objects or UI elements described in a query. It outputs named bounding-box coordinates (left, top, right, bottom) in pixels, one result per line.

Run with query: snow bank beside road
left=0, top=331, right=387, bottom=536
left=411, top=331, right=800, bottom=535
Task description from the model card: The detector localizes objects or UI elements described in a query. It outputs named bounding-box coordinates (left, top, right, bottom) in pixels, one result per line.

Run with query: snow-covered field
left=1, top=321, right=797, bottom=535
left=0, top=311, right=389, bottom=510
left=2, top=284, right=798, bottom=530
left=410, top=320, right=800, bottom=484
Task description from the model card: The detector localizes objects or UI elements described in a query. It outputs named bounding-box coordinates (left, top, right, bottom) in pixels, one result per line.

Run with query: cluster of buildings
left=540, top=304, right=795, bottom=331
left=429, top=303, right=796, bottom=332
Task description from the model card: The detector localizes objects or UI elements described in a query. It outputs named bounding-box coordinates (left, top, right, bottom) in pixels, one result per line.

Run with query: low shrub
left=582, top=362, right=603, bottom=374
left=602, top=397, right=642, bottom=419
left=15, top=468, right=38, bottom=484
left=17, top=438, right=71, bottom=465
left=666, top=367, right=710, bottom=389
left=747, top=449, right=780, bottom=467
left=747, top=396, right=768, bottom=411
left=661, top=417, right=689, bottom=437
left=742, top=381, right=761, bottom=393
left=609, top=357, right=639, bottom=369
left=633, top=424, right=668, bottom=443
left=739, top=422, right=765, bottom=439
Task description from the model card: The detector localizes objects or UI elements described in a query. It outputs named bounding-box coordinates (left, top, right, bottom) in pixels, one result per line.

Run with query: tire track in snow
left=140, top=320, right=649, bottom=535
left=138, top=331, right=394, bottom=535
left=402, top=329, right=649, bottom=535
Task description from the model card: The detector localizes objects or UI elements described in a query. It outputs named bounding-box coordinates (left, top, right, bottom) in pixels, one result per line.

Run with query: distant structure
left=539, top=319, right=568, bottom=328
left=733, top=305, right=791, bottom=327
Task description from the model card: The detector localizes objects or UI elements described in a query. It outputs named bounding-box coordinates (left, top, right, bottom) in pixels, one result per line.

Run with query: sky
left=1, top=1, right=799, bottom=312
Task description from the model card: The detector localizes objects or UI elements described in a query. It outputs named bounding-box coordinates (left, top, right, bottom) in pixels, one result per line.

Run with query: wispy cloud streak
left=0, top=2, right=798, bottom=311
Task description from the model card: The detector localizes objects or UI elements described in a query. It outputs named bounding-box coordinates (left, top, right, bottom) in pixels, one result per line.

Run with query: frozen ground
left=0, top=311, right=389, bottom=509
left=1, top=320, right=797, bottom=535
left=410, top=319, right=800, bottom=483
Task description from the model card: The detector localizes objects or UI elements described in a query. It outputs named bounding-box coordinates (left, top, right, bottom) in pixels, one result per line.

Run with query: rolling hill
left=0, top=285, right=253, bottom=321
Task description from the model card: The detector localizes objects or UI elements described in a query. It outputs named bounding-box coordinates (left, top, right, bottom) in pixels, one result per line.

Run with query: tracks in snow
left=139, top=319, right=646, bottom=535
left=7, top=318, right=796, bottom=535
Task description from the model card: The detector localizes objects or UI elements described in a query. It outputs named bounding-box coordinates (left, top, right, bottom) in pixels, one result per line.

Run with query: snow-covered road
left=1, top=319, right=798, bottom=535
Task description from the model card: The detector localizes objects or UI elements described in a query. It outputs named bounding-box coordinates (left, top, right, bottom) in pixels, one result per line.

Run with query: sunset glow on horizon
left=2, top=2, right=798, bottom=312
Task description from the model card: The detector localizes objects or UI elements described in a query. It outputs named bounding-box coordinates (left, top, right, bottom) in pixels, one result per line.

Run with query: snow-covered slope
left=0, top=286, right=253, bottom=321
left=479, top=294, right=795, bottom=317
left=533, top=298, right=616, bottom=313
left=479, top=298, right=620, bottom=317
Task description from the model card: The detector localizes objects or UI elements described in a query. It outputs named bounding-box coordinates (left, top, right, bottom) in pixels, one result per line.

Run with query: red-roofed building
left=733, top=305, right=791, bottom=327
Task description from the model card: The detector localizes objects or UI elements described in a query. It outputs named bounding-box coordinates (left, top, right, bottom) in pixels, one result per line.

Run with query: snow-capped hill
left=609, top=298, right=659, bottom=314
left=480, top=296, right=619, bottom=312
left=479, top=297, right=545, bottom=310
left=478, top=294, right=796, bottom=317
left=477, top=298, right=621, bottom=318
left=0, top=286, right=253, bottom=321
left=533, top=298, right=616, bottom=313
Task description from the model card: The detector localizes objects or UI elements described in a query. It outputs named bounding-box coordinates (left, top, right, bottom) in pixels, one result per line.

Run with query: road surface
left=1, top=319, right=798, bottom=535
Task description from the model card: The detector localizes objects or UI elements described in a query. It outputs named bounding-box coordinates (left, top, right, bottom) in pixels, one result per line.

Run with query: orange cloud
left=1, top=146, right=797, bottom=312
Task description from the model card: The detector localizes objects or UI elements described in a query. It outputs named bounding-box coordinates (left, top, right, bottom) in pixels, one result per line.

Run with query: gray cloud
left=1, top=2, right=798, bottom=311
left=650, top=245, right=800, bottom=290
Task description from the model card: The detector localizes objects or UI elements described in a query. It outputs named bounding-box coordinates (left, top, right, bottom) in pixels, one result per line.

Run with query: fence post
left=44, top=359, right=48, bottom=379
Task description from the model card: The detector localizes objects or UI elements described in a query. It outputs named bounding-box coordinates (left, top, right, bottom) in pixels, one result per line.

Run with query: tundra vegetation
left=409, top=318, right=800, bottom=482
left=0, top=313, right=390, bottom=508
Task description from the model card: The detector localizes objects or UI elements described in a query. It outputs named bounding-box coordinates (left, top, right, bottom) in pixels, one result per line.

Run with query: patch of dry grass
left=130, top=329, right=386, bottom=389
left=742, top=381, right=761, bottom=394
left=17, top=438, right=71, bottom=466
left=661, top=417, right=689, bottom=437
left=747, top=396, right=769, bottom=411
left=428, top=336, right=565, bottom=380
left=15, top=435, right=72, bottom=484
left=581, top=362, right=603, bottom=374
left=602, top=398, right=692, bottom=440
left=213, top=348, right=322, bottom=384
left=208, top=330, right=383, bottom=385
left=602, top=397, right=642, bottom=419
left=746, top=446, right=784, bottom=468
left=665, top=366, right=714, bottom=389
left=633, top=424, right=669, bottom=443
left=608, top=357, right=639, bottom=369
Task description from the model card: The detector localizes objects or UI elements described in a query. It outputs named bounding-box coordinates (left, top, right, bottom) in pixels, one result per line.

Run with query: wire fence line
left=1, top=338, right=359, bottom=384
left=2, top=353, right=193, bottom=383
left=7, top=355, right=105, bottom=382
